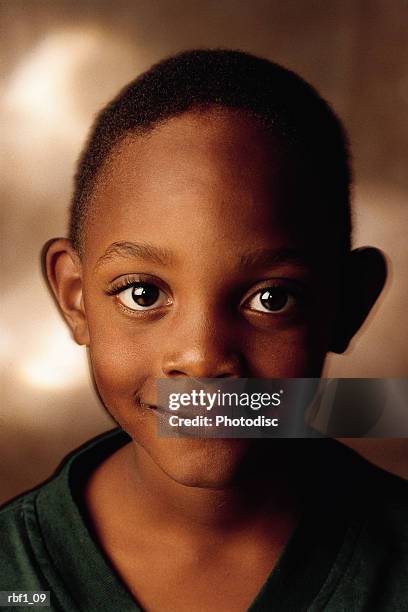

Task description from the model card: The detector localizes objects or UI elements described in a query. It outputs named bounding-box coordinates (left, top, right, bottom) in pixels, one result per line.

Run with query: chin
left=149, top=437, right=253, bottom=489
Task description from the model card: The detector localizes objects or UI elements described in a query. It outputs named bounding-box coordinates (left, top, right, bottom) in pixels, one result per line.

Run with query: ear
left=330, top=247, right=387, bottom=354
left=41, top=238, right=90, bottom=346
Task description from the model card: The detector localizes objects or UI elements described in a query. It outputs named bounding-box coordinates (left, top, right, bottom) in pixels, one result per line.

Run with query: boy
left=1, top=49, right=406, bottom=611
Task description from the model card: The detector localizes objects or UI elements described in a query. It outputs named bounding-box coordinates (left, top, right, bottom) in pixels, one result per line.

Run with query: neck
left=100, top=439, right=303, bottom=543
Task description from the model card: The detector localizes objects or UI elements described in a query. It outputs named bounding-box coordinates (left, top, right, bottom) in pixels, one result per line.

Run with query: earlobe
left=41, top=238, right=90, bottom=346
left=330, top=247, right=387, bottom=354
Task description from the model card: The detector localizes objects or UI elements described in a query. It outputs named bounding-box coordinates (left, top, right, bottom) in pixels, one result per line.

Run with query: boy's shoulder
left=0, top=428, right=131, bottom=599
left=316, top=437, right=408, bottom=524
left=354, top=449, right=408, bottom=541
left=308, top=441, right=408, bottom=611
left=0, top=488, right=42, bottom=591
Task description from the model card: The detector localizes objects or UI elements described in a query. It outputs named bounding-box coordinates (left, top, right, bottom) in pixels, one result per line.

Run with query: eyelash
left=105, top=276, right=305, bottom=316
left=106, top=275, right=159, bottom=296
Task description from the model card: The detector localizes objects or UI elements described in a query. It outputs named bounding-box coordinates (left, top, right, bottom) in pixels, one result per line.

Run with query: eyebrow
left=94, top=242, right=311, bottom=271
left=238, top=247, right=311, bottom=269
left=94, top=241, right=175, bottom=269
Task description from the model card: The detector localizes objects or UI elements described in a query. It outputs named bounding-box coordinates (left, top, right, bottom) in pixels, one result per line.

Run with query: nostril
left=218, top=373, right=240, bottom=378
left=166, top=370, right=188, bottom=378
left=189, top=373, right=240, bottom=384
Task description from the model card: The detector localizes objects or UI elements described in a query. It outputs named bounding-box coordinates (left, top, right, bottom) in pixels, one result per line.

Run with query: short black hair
left=69, top=48, right=352, bottom=256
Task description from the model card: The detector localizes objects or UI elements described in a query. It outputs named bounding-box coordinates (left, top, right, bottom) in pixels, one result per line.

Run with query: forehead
left=83, top=108, right=308, bottom=265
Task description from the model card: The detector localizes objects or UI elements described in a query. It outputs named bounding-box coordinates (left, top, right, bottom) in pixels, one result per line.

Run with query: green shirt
left=1, top=428, right=407, bottom=611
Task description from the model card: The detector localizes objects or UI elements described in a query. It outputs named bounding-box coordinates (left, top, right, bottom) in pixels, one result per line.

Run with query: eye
left=244, top=286, right=295, bottom=313
left=117, top=282, right=171, bottom=311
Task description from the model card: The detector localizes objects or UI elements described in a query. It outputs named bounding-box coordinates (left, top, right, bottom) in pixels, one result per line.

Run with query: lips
left=139, top=401, right=173, bottom=415
left=139, top=400, right=210, bottom=420
left=139, top=400, right=156, bottom=410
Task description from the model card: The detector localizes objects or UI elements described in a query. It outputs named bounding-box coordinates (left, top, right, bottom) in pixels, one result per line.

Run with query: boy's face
left=51, top=109, right=341, bottom=486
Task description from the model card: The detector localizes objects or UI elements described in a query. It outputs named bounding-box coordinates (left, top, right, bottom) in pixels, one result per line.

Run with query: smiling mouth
left=139, top=401, right=162, bottom=413
left=139, top=401, right=170, bottom=421
left=139, top=401, right=171, bottom=414
left=139, top=401, right=154, bottom=409
left=139, top=401, right=210, bottom=420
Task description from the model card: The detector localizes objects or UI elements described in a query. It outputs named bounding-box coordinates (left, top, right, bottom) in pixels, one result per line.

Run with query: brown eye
left=118, top=282, right=170, bottom=311
left=245, top=287, right=294, bottom=313
left=132, top=283, right=159, bottom=306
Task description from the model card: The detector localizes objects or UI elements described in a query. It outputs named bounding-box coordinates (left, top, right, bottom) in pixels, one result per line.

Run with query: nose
left=161, top=310, right=245, bottom=379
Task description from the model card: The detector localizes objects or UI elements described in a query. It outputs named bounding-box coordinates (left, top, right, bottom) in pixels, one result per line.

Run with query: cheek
left=86, top=314, right=153, bottom=411
left=246, top=321, right=329, bottom=377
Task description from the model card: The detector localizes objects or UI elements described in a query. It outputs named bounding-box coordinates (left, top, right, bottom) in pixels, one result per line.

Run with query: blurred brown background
left=1, top=0, right=408, bottom=504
